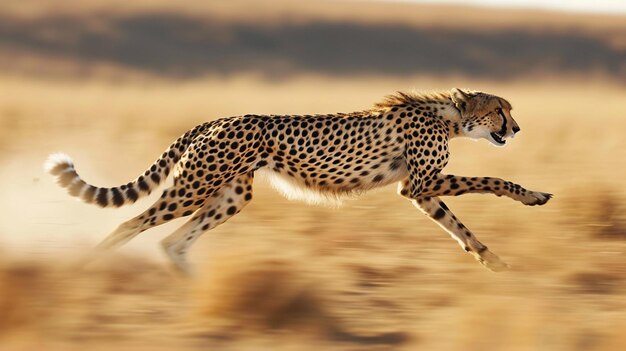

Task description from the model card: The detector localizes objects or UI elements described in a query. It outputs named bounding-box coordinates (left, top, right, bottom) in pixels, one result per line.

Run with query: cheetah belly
left=257, top=157, right=408, bottom=206
left=257, top=168, right=341, bottom=205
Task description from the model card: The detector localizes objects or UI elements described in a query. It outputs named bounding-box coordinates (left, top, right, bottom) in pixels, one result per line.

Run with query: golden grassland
left=1, top=1, right=625, bottom=350
left=0, top=73, right=624, bottom=351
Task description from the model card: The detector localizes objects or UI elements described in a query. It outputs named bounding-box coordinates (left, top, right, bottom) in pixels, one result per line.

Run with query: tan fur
left=46, top=88, right=549, bottom=274
left=372, top=91, right=453, bottom=110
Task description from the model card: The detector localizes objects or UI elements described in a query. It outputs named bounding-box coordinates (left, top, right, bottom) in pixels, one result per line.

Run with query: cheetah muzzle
left=490, top=132, right=506, bottom=145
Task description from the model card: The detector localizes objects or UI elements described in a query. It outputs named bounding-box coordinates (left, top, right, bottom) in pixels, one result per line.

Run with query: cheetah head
left=450, top=88, right=520, bottom=147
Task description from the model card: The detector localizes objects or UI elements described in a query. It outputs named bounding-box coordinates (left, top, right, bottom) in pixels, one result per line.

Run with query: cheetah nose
left=512, top=126, right=520, bottom=134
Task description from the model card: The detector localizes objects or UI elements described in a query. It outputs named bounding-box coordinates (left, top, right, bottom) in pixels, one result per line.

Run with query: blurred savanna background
left=0, top=0, right=625, bottom=350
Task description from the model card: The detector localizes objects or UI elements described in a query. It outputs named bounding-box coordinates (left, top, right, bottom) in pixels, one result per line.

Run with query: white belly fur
left=257, top=168, right=345, bottom=206
left=256, top=161, right=408, bottom=206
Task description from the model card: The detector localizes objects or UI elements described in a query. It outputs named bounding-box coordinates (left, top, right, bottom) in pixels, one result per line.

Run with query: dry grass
left=0, top=73, right=624, bottom=350
left=1, top=1, right=626, bottom=350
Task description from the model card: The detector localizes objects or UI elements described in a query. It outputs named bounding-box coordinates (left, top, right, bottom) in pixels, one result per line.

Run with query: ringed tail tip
left=44, top=152, right=74, bottom=175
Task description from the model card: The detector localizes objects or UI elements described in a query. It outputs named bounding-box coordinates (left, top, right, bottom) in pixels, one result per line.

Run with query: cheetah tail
left=43, top=130, right=196, bottom=208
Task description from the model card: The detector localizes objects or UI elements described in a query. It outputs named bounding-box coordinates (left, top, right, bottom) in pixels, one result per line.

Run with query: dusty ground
left=1, top=1, right=625, bottom=350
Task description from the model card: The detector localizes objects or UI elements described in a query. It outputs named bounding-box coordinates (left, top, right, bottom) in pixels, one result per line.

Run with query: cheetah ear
left=450, top=88, right=470, bottom=113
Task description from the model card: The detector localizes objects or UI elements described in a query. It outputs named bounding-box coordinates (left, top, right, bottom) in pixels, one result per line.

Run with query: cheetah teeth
left=490, top=132, right=506, bottom=144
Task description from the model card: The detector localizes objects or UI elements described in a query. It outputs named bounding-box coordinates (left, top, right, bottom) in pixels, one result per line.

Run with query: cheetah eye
left=495, top=108, right=506, bottom=118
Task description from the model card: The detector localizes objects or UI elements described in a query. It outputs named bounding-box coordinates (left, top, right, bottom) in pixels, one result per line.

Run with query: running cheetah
left=45, top=88, right=552, bottom=274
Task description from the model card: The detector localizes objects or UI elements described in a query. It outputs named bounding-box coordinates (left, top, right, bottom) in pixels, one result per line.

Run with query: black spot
left=138, top=179, right=150, bottom=192
left=226, top=206, right=237, bottom=215
left=389, top=157, right=403, bottom=171
left=150, top=173, right=161, bottom=184
left=96, top=188, right=108, bottom=207
left=433, top=208, right=446, bottom=220
left=111, top=188, right=124, bottom=207
left=126, top=188, right=139, bottom=202
left=163, top=214, right=174, bottom=221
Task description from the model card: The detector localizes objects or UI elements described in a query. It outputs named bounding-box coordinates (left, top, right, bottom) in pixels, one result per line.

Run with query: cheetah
left=45, top=88, right=552, bottom=274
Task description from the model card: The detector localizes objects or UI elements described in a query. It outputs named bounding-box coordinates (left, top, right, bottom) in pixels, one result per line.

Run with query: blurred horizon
left=0, top=0, right=624, bottom=84
left=382, top=0, right=626, bottom=15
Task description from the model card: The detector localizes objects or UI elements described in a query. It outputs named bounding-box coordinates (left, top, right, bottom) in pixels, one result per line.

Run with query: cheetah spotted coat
left=46, top=88, right=551, bottom=273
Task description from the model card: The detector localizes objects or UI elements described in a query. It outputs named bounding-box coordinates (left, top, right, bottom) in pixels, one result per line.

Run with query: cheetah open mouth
left=490, top=132, right=506, bottom=145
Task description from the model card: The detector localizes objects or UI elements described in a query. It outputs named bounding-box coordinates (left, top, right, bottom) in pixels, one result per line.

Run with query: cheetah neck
left=373, top=92, right=463, bottom=139
left=431, top=99, right=463, bottom=139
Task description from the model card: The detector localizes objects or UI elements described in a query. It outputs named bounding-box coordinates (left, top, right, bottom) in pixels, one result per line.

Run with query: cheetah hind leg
left=160, top=215, right=203, bottom=276
left=161, top=174, right=254, bottom=275
left=77, top=186, right=204, bottom=267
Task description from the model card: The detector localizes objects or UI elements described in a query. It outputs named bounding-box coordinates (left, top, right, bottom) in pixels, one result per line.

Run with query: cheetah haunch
left=45, top=88, right=552, bottom=274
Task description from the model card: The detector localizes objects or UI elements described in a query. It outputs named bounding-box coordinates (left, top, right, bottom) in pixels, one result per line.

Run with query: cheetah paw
left=523, top=191, right=553, bottom=206
left=475, top=250, right=511, bottom=272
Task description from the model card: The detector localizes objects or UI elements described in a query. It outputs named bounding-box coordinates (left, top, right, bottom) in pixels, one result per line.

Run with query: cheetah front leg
left=413, top=196, right=510, bottom=272
left=420, top=174, right=552, bottom=206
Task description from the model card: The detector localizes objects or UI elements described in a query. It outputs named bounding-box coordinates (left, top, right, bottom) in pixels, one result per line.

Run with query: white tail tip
left=44, top=152, right=74, bottom=174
